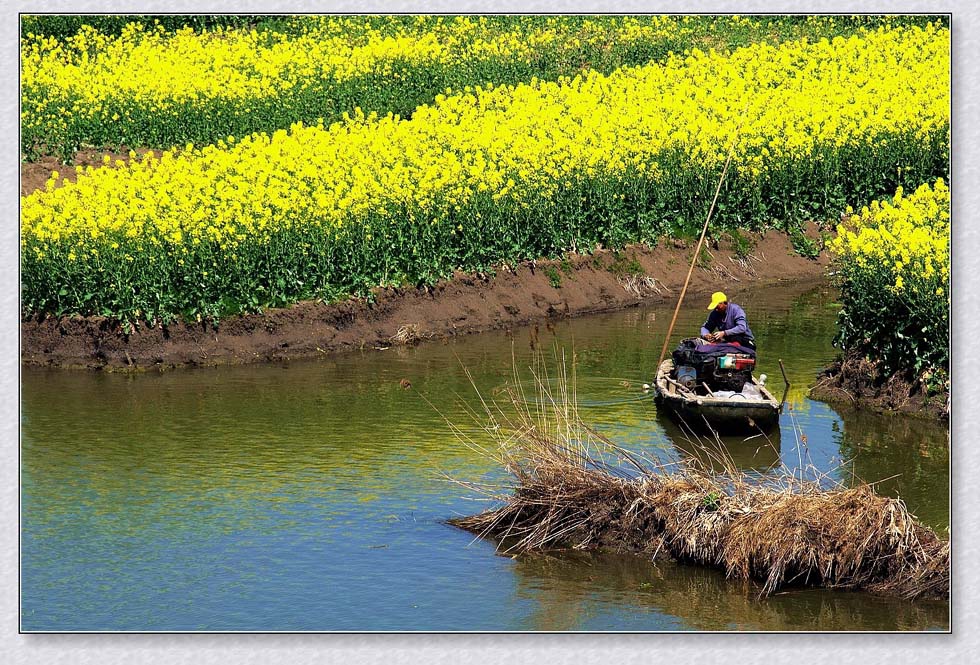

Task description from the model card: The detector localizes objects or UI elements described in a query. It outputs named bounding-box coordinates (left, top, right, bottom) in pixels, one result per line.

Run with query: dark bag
left=672, top=338, right=754, bottom=392
left=671, top=338, right=706, bottom=368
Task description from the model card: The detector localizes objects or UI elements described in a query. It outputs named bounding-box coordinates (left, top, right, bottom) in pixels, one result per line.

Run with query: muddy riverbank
left=810, top=354, right=950, bottom=420
left=22, top=228, right=830, bottom=371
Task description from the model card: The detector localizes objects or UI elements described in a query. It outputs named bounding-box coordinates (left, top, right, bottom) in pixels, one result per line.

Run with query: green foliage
left=20, top=126, right=950, bottom=324
left=606, top=251, right=644, bottom=278
left=727, top=229, right=755, bottom=259
left=832, top=262, right=948, bottom=378
left=544, top=265, right=563, bottom=289
left=830, top=181, right=949, bottom=379
left=19, top=18, right=951, bottom=323
left=702, top=491, right=722, bottom=511
left=22, top=14, right=947, bottom=161
left=789, top=225, right=821, bottom=259
left=21, top=15, right=277, bottom=40
left=695, top=245, right=713, bottom=268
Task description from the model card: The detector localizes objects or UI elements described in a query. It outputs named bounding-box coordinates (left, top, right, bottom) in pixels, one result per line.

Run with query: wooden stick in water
left=778, top=358, right=791, bottom=412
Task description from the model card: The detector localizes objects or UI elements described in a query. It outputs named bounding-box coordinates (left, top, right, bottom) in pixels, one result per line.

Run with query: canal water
left=21, top=280, right=949, bottom=631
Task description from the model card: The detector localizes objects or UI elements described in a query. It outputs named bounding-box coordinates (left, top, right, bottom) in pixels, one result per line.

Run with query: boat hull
left=654, top=360, right=780, bottom=433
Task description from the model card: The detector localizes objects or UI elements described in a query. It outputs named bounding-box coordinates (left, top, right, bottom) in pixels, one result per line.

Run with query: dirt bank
left=22, top=229, right=830, bottom=371
left=810, top=354, right=949, bottom=420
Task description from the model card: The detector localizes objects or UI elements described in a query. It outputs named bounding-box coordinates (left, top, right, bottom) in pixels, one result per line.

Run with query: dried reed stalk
left=445, top=352, right=949, bottom=601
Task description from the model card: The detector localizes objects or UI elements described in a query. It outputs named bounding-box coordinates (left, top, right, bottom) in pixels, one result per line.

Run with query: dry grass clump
left=619, top=275, right=664, bottom=297
left=390, top=323, right=433, bottom=346
left=445, top=353, right=949, bottom=601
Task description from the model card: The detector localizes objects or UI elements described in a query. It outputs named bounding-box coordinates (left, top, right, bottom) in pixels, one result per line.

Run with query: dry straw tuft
left=619, top=275, right=663, bottom=297
left=391, top=323, right=433, bottom=346
left=444, top=351, right=949, bottom=600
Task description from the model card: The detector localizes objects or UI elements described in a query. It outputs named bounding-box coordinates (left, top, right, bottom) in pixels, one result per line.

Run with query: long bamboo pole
left=655, top=135, right=743, bottom=372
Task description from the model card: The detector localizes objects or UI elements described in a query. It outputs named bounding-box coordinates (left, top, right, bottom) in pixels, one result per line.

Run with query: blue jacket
left=700, top=302, right=754, bottom=340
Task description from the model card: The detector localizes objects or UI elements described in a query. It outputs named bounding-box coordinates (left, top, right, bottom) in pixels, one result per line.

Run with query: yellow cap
left=707, top=291, right=727, bottom=310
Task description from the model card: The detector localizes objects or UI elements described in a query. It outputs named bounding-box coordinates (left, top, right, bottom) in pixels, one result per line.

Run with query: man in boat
left=700, top=291, right=755, bottom=350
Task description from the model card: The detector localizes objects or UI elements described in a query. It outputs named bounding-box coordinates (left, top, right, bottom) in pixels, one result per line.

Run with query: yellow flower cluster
left=829, top=178, right=949, bottom=376
left=22, top=16, right=682, bottom=131
left=21, top=23, right=949, bottom=321
left=23, top=24, right=948, bottom=246
left=831, top=178, right=949, bottom=295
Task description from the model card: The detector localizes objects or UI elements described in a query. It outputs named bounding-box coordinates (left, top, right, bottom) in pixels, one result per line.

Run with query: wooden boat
left=654, top=358, right=780, bottom=433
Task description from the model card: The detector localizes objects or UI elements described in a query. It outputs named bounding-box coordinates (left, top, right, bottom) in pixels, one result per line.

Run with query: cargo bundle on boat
left=654, top=338, right=780, bottom=433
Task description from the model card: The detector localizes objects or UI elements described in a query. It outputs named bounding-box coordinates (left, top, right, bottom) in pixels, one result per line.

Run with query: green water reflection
left=512, top=550, right=948, bottom=631
left=21, top=280, right=949, bottom=630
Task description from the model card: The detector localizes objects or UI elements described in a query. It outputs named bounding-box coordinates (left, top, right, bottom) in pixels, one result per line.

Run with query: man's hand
left=706, top=331, right=725, bottom=343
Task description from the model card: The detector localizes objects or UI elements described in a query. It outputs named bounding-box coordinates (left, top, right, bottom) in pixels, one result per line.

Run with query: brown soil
left=21, top=229, right=830, bottom=371
left=810, top=353, right=949, bottom=420
left=21, top=147, right=153, bottom=196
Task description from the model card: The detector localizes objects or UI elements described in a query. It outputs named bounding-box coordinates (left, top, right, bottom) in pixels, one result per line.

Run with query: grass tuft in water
left=444, top=350, right=949, bottom=601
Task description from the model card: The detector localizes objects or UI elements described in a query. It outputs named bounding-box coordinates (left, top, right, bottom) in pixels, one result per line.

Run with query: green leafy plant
left=703, top=490, right=722, bottom=511
left=20, top=23, right=950, bottom=324
left=728, top=229, right=755, bottom=259
left=544, top=265, right=562, bottom=288
left=829, top=179, right=949, bottom=378
left=790, top=226, right=821, bottom=259
left=607, top=251, right=643, bottom=278
left=695, top=245, right=713, bottom=268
